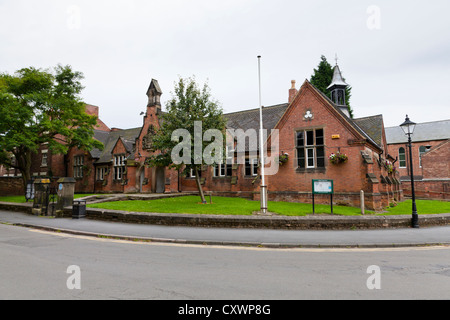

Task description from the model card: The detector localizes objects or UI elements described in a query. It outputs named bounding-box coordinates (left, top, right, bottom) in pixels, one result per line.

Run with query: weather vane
left=335, top=53, right=339, bottom=66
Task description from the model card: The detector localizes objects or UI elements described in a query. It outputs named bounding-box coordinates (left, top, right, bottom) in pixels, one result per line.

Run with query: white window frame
left=113, top=155, right=126, bottom=181
left=41, top=150, right=48, bottom=167
left=73, top=155, right=84, bottom=178
left=96, top=167, right=107, bottom=181
left=251, top=158, right=258, bottom=176
left=419, top=146, right=427, bottom=168
left=306, top=148, right=315, bottom=168
left=399, top=147, right=406, bottom=168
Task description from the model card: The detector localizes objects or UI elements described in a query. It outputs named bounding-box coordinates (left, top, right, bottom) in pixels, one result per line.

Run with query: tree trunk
left=13, top=149, right=33, bottom=191
left=194, top=167, right=206, bottom=204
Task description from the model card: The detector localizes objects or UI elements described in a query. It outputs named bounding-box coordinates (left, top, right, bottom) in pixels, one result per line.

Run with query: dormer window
left=113, top=154, right=126, bottom=181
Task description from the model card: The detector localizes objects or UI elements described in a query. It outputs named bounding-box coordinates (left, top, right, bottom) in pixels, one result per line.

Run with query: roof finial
left=335, top=53, right=339, bottom=66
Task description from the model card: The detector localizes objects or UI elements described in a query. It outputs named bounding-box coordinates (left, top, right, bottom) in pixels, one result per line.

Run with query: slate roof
left=91, top=127, right=141, bottom=164
left=385, top=119, right=450, bottom=144
left=88, top=79, right=388, bottom=160
left=225, top=103, right=289, bottom=132
left=224, top=104, right=289, bottom=151
left=353, top=115, right=385, bottom=147
left=223, top=82, right=385, bottom=152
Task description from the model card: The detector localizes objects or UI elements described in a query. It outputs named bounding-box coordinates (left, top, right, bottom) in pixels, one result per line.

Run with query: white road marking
left=28, top=228, right=450, bottom=253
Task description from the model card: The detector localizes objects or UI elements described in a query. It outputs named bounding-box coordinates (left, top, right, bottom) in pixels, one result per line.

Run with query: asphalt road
left=2, top=210, right=450, bottom=248
left=1, top=223, right=449, bottom=300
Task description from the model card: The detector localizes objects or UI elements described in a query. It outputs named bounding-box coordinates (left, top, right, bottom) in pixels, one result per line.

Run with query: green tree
left=0, top=65, right=103, bottom=188
left=310, top=55, right=354, bottom=118
left=147, top=77, right=226, bottom=203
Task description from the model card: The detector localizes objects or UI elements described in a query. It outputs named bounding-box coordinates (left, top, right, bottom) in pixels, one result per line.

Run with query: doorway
left=155, top=167, right=165, bottom=194
left=139, top=169, right=145, bottom=193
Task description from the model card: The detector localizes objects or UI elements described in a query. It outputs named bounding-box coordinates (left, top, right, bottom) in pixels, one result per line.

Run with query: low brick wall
left=59, top=207, right=450, bottom=230
left=2, top=201, right=449, bottom=230
left=0, top=202, right=33, bottom=214
left=401, top=180, right=450, bottom=200
left=0, top=177, right=25, bottom=196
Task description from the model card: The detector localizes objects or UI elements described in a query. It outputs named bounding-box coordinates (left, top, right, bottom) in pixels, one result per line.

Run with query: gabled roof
left=306, top=80, right=383, bottom=150
left=223, top=80, right=384, bottom=152
left=385, top=119, right=450, bottom=144
left=147, top=79, right=162, bottom=95
left=92, top=127, right=141, bottom=164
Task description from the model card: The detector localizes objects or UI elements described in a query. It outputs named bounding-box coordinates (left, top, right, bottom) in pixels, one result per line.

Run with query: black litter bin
left=72, top=200, right=86, bottom=219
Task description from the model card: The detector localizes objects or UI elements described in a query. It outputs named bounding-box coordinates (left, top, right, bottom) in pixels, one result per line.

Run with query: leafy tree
left=310, top=55, right=354, bottom=118
left=147, top=77, right=226, bottom=203
left=0, top=65, right=103, bottom=188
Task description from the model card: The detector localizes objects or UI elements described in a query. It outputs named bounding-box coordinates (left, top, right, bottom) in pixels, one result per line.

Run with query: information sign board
left=312, top=179, right=334, bottom=214
left=312, top=180, right=333, bottom=194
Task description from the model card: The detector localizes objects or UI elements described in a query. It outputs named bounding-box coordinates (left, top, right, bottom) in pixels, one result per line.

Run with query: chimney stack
left=289, top=80, right=298, bottom=103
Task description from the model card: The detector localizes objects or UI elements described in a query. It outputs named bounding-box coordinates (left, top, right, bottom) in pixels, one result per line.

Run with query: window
left=296, top=129, right=325, bottom=169
left=187, top=167, right=202, bottom=178
left=41, top=150, right=48, bottom=167
left=96, top=167, right=107, bottom=181
left=419, top=146, right=427, bottom=168
left=245, top=158, right=258, bottom=176
left=214, top=146, right=234, bottom=177
left=214, top=162, right=232, bottom=177
left=399, top=147, right=406, bottom=168
left=113, top=154, right=126, bottom=180
left=73, top=155, right=84, bottom=178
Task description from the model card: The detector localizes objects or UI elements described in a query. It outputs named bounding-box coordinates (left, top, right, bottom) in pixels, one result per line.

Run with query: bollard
left=360, top=190, right=365, bottom=215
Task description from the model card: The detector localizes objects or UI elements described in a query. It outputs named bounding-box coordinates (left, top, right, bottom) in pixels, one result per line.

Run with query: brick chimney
left=289, top=80, right=298, bottom=103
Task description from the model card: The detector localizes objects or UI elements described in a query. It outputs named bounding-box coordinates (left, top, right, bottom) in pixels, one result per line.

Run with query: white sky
left=1, top=0, right=450, bottom=129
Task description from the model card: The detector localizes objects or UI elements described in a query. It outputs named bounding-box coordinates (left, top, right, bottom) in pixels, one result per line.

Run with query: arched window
left=419, top=146, right=427, bottom=167
left=399, top=147, right=406, bottom=168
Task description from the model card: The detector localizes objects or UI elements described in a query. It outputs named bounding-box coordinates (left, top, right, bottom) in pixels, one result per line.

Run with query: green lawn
left=2, top=194, right=449, bottom=216
left=0, top=195, right=31, bottom=203
left=87, top=196, right=450, bottom=216
left=381, top=199, right=450, bottom=215
left=0, top=194, right=94, bottom=203
left=86, top=195, right=368, bottom=216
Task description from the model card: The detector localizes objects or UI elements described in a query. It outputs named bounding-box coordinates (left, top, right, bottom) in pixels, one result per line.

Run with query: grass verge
left=86, top=195, right=368, bottom=216
left=2, top=195, right=448, bottom=216
left=0, top=194, right=95, bottom=203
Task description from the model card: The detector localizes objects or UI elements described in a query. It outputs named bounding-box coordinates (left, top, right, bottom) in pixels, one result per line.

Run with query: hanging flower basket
left=278, top=153, right=289, bottom=165
left=329, top=152, right=348, bottom=165
left=384, top=160, right=396, bottom=174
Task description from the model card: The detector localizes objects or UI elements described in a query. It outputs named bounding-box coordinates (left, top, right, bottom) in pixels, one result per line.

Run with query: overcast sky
left=1, top=0, right=450, bottom=129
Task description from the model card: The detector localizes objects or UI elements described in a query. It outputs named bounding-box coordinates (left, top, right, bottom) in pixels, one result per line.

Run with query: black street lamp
left=400, top=115, right=419, bottom=228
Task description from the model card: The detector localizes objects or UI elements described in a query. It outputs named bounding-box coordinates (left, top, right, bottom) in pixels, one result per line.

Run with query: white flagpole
left=258, top=56, right=267, bottom=214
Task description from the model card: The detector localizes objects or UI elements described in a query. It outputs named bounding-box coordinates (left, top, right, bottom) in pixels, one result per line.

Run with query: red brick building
left=179, top=65, right=401, bottom=211
left=386, top=120, right=450, bottom=200
left=4, top=66, right=404, bottom=211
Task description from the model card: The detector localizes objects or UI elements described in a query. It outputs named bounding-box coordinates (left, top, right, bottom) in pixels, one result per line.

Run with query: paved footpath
left=1, top=209, right=450, bottom=248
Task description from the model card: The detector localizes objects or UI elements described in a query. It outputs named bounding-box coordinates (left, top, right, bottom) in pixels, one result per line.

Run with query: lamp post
left=258, top=55, right=267, bottom=214
left=400, top=115, right=419, bottom=228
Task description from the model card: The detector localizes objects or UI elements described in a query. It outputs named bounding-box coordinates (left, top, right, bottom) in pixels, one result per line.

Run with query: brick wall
left=388, top=139, right=449, bottom=199
left=177, top=81, right=400, bottom=211
left=0, top=177, right=25, bottom=196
